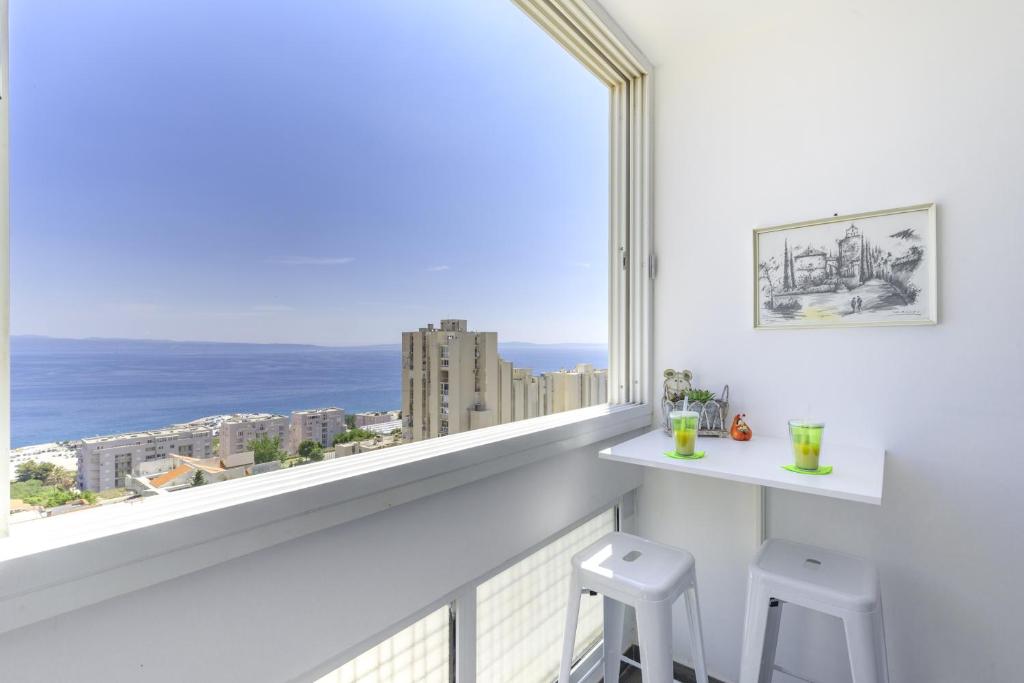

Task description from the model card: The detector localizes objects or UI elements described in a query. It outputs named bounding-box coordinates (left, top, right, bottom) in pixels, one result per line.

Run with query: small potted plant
left=662, top=369, right=730, bottom=437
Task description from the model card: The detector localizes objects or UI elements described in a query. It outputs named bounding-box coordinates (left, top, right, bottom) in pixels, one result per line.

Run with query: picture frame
left=753, top=204, right=938, bottom=329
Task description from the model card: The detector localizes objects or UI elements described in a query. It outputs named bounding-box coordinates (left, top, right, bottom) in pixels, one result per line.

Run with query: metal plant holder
left=661, top=369, right=730, bottom=438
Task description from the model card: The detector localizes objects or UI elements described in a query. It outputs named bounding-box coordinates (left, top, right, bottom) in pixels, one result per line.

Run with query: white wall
left=0, top=439, right=642, bottom=682
left=599, top=1, right=1024, bottom=681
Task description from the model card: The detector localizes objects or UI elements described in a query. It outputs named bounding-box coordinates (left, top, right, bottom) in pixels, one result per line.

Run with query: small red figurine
left=730, top=413, right=752, bottom=441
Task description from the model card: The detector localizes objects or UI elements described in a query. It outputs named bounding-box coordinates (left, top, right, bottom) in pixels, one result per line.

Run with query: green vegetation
left=96, top=488, right=128, bottom=500
left=344, top=414, right=357, bottom=430
left=686, top=388, right=716, bottom=403
left=10, top=478, right=97, bottom=509
left=191, top=470, right=207, bottom=487
left=297, top=440, right=324, bottom=462
left=248, top=436, right=288, bottom=464
left=15, top=460, right=74, bottom=488
left=333, top=428, right=377, bottom=445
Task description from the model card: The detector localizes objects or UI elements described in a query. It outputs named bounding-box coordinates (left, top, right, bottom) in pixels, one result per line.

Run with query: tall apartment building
left=402, top=320, right=507, bottom=441
left=219, top=413, right=289, bottom=459
left=402, top=320, right=608, bottom=441
left=77, top=425, right=213, bottom=492
left=289, top=407, right=346, bottom=452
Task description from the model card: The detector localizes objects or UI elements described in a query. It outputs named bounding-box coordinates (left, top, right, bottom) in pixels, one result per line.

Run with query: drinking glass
left=789, top=420, right=825, bottom=470
left=670, top=410, right=700, bottom=456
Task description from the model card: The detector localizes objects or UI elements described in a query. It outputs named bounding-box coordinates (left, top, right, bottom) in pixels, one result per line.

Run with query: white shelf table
left=599, top=429, right=885, bottom=506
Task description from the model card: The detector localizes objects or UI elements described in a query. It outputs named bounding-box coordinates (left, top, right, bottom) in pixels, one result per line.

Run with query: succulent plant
left=686, top=388, right=716, bottom=403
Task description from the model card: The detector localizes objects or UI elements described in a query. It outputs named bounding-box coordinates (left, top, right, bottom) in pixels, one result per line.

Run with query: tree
left=16, top=460, right=58, bottom=483
left=191, top=470, right=207, bottom=487
left=298, top=440, right=324, bottom=461
left=44, top=467, right=76, bottom=491
left=344, top=414, right=357, bottom=430
left=333, top=428, right=376, bottom=445
left=248, top=435, right=287, bottom=464
left=758, top=257, right=780, bottom=309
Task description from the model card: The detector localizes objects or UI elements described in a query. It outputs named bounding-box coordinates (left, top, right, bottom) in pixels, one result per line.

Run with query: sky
left=9, top=0, right=609, bottom=346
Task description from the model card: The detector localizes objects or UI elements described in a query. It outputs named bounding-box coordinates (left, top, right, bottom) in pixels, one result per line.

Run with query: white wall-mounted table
left=599, top=429, right=885, bottom=505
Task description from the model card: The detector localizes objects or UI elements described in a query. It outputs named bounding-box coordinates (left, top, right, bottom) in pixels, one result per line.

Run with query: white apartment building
left=288, top=407, right=346, bottom=452
left=218, top=413, right=289, bottom=459
left=402, top=320, right=607, bottom=441
left=512, top=364, right=609, bottom=422
left=402, top=320, right=507, bottom=441
left=77, top=425, right=214, bottom=492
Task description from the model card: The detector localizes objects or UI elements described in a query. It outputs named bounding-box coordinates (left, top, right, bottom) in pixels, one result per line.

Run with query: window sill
left=0, top=403, right=651, bottom=636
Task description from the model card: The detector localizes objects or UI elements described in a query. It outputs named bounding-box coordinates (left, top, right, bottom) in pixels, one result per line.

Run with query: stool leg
left=559, top=573, right=582, bottom=683
left=738, top=579, right=773, bottom=683
left=758, top=599, right=783, bottom=683
left=636, top=601, right=674, bottom=683
left=603, top=597, right=625, bottom=683
left=844, top=607, right=889, bottom=683
left=683, top=577, right=709, bottom=683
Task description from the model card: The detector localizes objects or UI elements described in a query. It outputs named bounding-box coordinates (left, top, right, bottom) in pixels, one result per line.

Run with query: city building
left=539, top=364, right=608, bottom=417
left=511, top=368, right=544, bottom=421
left=329, top=432, right=404, bottom=458
left=288, top=407, right=347, bottom=452
left=353, top=411, right=400, bottom=428
left=77, top=425, right=214, bottom=492
left=219, top=413, right=289, bottom=459
left=363, top=419, right=403, bottom=436
left=402, top=319, right=506, bottom=441
left=125, top=451, right=256, bottom=496
left=403, top=320, right=608, bottom=441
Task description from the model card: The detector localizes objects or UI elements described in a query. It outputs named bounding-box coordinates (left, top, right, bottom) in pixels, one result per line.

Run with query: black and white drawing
left=754, top=204, right=937, bottom=329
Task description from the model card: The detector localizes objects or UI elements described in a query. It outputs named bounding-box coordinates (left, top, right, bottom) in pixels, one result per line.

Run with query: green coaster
left=665, top=450, right=706, bottom=460
left=782, top=463, right=833, bottom=475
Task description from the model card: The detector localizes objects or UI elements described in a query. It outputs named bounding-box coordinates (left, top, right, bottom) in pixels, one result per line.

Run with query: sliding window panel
left=315, top=605, right=450, bottom=683
left=476, top=508, right=616, bottom=682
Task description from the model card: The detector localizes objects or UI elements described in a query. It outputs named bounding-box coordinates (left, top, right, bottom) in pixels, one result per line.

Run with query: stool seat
left=752, top=538, right=880, bottom=613
left=574, top=531, right=696, bottom=603
left=559, top=531, right=708, bottom=683
left=740, top=539, right=889, bottom=683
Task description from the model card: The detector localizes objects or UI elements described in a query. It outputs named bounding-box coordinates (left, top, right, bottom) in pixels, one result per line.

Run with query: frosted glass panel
left=315, top=606, right=449, bottom=683
left=476, top=509, right=616, bottom=682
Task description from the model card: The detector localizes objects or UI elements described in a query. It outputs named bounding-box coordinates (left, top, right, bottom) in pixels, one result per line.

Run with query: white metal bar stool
left=558, top=531, right=709, bottom=683
left=739, top=539, right=889, bottom=683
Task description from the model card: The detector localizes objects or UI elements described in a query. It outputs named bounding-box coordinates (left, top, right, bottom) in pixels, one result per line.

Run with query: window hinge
left=648, top=253, right=657, bottom=279
left=620, top=246, right=628, bottom=271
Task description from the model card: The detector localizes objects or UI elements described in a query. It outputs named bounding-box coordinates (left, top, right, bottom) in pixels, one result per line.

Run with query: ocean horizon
left=10, top=336, right=609, bottom=448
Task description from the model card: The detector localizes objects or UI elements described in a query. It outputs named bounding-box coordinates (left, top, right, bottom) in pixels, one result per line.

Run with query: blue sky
left=10, top=0, right=608, bottom=346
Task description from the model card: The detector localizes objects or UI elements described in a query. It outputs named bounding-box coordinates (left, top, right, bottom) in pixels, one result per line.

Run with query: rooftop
left=291, top=407, right=344, bottom=416
left=80, top=425, right=211, bottom=445
left=219, top=413, right=287, bottom=424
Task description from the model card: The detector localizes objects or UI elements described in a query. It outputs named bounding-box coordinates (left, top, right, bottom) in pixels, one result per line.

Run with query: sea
left=10, top=336, right=609, bottom=448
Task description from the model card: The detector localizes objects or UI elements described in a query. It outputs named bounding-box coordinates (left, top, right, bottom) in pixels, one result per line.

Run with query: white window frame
left=0, top=0, right=653, bottom=638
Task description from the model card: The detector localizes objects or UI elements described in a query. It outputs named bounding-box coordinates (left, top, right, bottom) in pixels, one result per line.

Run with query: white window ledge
left=0, top=403, right=650, bottom=636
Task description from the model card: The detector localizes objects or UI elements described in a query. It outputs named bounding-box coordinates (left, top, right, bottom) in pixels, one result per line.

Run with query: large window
left=5, top=0, right=612, bottom=524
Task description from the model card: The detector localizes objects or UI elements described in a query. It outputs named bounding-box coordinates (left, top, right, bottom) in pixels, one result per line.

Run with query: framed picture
left=753, top=203, right=937, bottom=329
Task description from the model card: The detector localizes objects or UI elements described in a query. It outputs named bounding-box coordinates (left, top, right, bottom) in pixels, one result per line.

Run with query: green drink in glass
left=789, top=420, right=825, bottom=470
left=670, top=410, right=700, bottom=456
